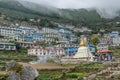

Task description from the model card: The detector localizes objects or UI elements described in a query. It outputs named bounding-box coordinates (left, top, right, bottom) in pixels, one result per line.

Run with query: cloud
left=25, top=0, right=120, bottom=18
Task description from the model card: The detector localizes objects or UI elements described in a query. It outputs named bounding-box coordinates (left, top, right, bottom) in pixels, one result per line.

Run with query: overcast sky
left=26, top=0, right=119, bottom=9
left=25, top=0, right=120, bottom=18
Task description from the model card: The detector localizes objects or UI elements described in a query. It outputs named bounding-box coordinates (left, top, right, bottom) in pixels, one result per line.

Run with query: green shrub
left=0, top=74, right=9, bottom=80
left=79, top=62, right=104, bottom=69
left=65, top=73, right=87, bottom=79
left=36, top=74, right=61, bottom=80
left=10, top=64, right=22, bottom=73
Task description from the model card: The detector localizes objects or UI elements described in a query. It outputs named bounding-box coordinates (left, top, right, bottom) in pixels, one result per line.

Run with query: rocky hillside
left=1, top=60, right=39, bottom=80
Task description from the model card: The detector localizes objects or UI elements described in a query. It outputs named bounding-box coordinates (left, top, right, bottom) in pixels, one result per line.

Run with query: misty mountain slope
left=0, top=0, right=33, bottom=13
left=19, top=0, right=59, bottom=15
left=19, top=0, right=101, bottom=21
left=19, top=0, right=103, bottom=21
left=0, top=0, right=40, bottom=19
left=0, top=0, right=119, bottom=22
left=0, top=0, right=63, bottom=20
left=59, top=9, right=102, bottom=21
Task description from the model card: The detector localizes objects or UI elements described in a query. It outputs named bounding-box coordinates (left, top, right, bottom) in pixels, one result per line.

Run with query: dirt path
left=0, top=71, right=9, bottom=75
left=19, top=62, right=75, bottom=69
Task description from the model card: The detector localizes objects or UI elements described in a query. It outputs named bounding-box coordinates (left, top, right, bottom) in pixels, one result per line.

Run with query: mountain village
left=0, top=0, right=120, bottom=80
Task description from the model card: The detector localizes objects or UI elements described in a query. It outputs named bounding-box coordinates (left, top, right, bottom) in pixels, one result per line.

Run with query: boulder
left=21, top=66, right=38, bottom=80
left=6, top=60, right=18, bottom=71
left=6, top=72, right=20, bottom=80
left=6, top=60, right=22, bottom=72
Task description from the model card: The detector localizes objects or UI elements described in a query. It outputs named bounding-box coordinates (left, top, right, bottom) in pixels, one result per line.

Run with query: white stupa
left=73, top=36, right=93, bottom=61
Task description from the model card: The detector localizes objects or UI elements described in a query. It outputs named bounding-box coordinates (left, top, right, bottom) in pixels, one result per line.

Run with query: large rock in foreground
left=6, top=72, right=20, bottom=80
left=6, top=61, right=39, bottom=80
left=21, top=66, right=39, bottom=80
left=6, top=60, right=21, bottom=72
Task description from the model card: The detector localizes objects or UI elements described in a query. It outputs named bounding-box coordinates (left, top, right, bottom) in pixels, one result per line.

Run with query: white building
left=0, top=27, right=21, bottom=37
left=97, top=43, right=108, bottom=50
left=43, top=33, right=59, bottom=38
left=0, top=37, right=13, bottom=42
left=55, top=43, right=79, bottom=48
left=99, top=35, right=113, bottom=45
left=109, top=31, right=120, bottom=46
left=43, top=37, right=56, bottom=42
left=109, top=31, right=119, bottom=37
left=65, top=24, right=75, bottom=30
left=0, top=42, right=16, bottom=50
left=112, top=37, right=120, bottom=46
left=0, top=26, right=37, bottom=41
left=18, top=41, right=34, bottom=48
left=18, top=26, right=36, bottom=34
left=41, top=28, right=58, bottom=34
left=28, top=47, right=65, bottom=56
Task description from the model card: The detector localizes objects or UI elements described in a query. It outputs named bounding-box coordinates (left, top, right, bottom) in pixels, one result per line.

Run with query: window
left=0, top=44, right=3, bottom=48
left=10, top=46, right=15, bottom=50
left=5, top=45, right=9, bottom=49
left=44, top=53, right=46, bottom=55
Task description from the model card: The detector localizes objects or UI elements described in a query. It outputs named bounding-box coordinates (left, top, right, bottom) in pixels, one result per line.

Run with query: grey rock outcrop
left=6, top=61, right=39, bottom=80
left=21, top=66, right=39, bottom=80
left=6, top=72, right=20, bottom=80
left=6, top=60, right=19, bottom=71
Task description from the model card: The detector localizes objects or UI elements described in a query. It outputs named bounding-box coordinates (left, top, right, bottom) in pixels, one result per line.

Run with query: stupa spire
left=80, top=37, right=86, bottom=46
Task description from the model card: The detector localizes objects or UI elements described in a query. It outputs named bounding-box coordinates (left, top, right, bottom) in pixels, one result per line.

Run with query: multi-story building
left=96, top=43, right=109, bottom=50
left=43, top=33, right=59, bottom=38
left=109, top=31, right=120, bottom=46
left=112, top=37, right=120, bottom=46
left=0, top=26, right=37, bottom=41
left=40, top=28, right=58, bottom=34
left=55, top=43, right=79, bottom=48
left=43, top=37, right=56, bottom=42
left=24, top=33, right=43, bottom=42
left=64, top=24, right=75, bottom=30
left=99, top=35, right=113, bottom=45
left=0, top=37, right=13, bottom=42
left=109, top=31, right=119, bottom=37
left=39, top=28, right=61, bottom=43
left=18, top=41, right=34, bottom=48
left=0, top=42, right=16, bottom=50
left=0, top=27, right=22, bottom=37
left=28, top=47, right=65, bottom=56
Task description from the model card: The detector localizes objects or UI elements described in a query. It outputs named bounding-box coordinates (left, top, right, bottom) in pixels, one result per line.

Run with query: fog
left=25, top=0, right=120, bottom=19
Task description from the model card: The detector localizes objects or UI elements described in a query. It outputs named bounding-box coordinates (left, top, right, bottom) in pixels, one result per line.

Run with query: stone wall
left=60, top=58, right=91, bottom=64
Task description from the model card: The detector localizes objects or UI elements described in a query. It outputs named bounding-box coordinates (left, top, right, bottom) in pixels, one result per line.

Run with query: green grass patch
left=79, top=62, right=104, bottom=69
left=0, top=48, right=27, bottom=55
left=65, top=72, right=87, bottom=80
left=0, top=48, right=37, bottom=62
left=0, top=61, right=6, bottom=66
left=38, top=68, right=68, bottom=74
left=0, top=73, right=9, bottom=80
left=36, top=74, right=61, bottom=80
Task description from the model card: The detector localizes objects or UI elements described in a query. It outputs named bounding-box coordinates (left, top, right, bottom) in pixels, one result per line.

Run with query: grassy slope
left=0, top=48, right=36, bottom=63
left=60, top=9, right=102, bottom=21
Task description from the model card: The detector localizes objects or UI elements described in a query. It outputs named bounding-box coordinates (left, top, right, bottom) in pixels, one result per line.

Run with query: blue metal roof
left=24, top=33, right=43, bottom=41
left=24, top=37, right=33, bottom=41
left=88, top=44, right=94, bottom=47
left=65, top=48, right=77, bottom=54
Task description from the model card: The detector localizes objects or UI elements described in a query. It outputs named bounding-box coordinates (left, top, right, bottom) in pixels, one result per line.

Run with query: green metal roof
left=0, top=42, right=16, bottom=46
left=18, top=41, right=33, bottom=44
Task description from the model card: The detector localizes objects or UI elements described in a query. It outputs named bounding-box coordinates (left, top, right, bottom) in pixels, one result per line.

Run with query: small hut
left=98, top=49, right=112, bottom=61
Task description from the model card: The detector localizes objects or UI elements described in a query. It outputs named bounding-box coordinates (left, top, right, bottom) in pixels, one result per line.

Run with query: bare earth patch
left=19, top=62, right=75, bottom=69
